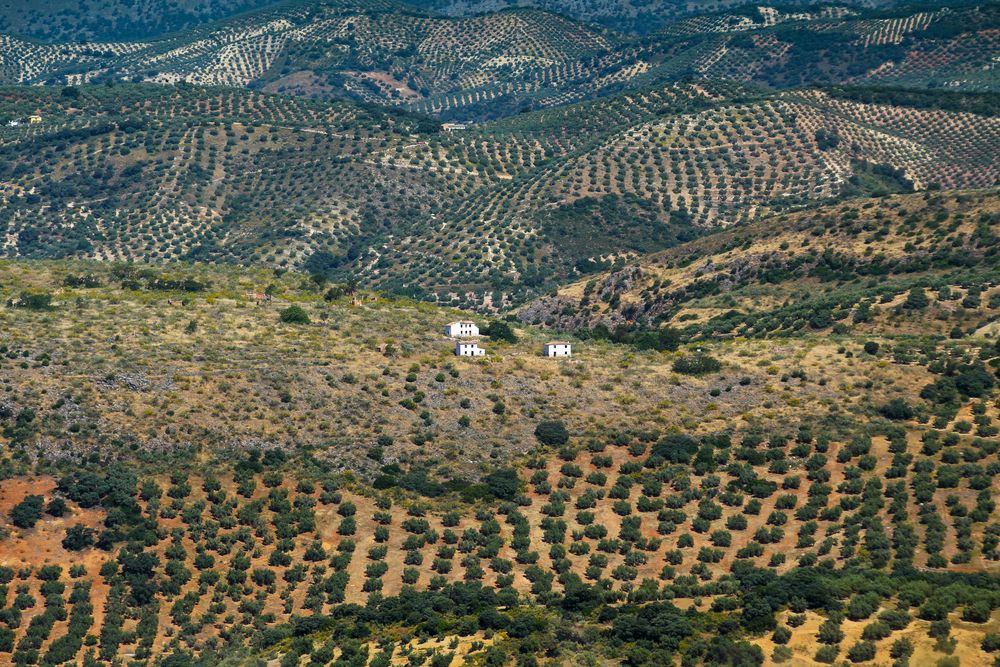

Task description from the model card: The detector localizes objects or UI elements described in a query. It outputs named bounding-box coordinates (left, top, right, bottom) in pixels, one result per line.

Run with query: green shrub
left=672, top=354, right=721, bottom=376
left=279, top=305, right=310, bottom=324
left=814, top=645, right=839, bottom=663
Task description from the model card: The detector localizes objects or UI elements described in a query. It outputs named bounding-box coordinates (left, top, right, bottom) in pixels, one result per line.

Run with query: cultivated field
left=1, top=84, right=996, bottom=312
left=0, top=254, right=997, bottom=663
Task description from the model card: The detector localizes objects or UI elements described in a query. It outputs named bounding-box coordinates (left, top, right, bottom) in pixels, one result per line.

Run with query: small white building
left=441, top=122, right=468, bottom=132
left=455, top=341, right=485, bottom=357
left=444, top=320, right=479, bottom=338
left=543, top=342, right=572, bottom=357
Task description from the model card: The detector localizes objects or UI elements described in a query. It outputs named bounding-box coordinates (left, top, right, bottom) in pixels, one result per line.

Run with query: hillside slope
left=520, top=189, right=1000, bottom=341
left=1, top=84, right=998, bottom=309
left=410, top=0, right=911, bottom=33
left=0, top=2, right=996, bottom=120
left=0, top=0, right=281, bottom=42
left=0, top=252, right=998, bottom=663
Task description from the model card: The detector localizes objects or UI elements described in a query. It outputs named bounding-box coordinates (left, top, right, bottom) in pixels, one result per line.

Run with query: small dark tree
left=535, top=420, right=569, bottom=446
left=484, top=321, right=517, bottom=343
left=485, top=469, right=520, bottom=500
left=902, top=287, right=929, bottom=311
left=62, top=525, right=96, bottom=551
left=10, top=495, right=44, bottom=529
left=45, top=498, right=67, bottom=517
left=846, top=641, right=876, bottom=663
left=879, top=398, right=913, bottom=420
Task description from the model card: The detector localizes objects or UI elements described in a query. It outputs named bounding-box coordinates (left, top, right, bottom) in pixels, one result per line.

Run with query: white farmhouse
left=444, top=320, right=479, bottom=338
left=455, top=341, right=485, bottom=357
left=543, top=342, right=572, bottom=357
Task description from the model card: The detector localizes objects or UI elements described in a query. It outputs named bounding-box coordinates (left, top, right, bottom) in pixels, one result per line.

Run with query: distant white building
left=441, top=122, right=467, bottom=131
left=444, top=320, right=479, bottom=338
left=543, top=342, right=572, bottom=357
left=455, top=341, right=485, bottom=357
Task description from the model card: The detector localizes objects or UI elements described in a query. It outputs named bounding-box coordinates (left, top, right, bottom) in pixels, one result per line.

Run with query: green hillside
left=0, top=0, right=281, bottom=42
left=0, top=2, right=996, bottom=121
left=2, top=83, right=997, bottom=309
left=520, top=189, right=1000, bottom=343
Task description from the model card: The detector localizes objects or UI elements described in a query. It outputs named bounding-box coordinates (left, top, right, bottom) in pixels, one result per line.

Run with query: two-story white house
left=455, top=341, right=485, bottom=357
left=543, top=342, right=572, bottom=357
left=444, top=320, right=479, bottom=338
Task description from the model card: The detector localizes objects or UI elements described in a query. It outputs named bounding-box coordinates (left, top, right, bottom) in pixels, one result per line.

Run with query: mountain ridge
left=1, top=1, right=996, bottom=123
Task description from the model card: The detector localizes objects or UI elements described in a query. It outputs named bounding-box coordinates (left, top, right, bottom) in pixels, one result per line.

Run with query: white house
left=455, top=341, right=485, bottom=357
left=543, top=342, right=572, bottom=357
left=444, top=320, right=479, bottom=338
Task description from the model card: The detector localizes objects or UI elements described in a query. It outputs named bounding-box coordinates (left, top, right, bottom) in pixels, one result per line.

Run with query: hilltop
left=412, top=0, right=912, bottom=34
left=0, top=258, right=875, bottom=480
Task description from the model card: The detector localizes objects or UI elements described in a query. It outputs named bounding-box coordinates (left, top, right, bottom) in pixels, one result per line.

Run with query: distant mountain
left=0, top=0, right=280, bottom=42
left=0, top=2, right=995, bottom=122
left=408, top=0, right=907, bottom=34
left=1, top=82, right=996, bottom=309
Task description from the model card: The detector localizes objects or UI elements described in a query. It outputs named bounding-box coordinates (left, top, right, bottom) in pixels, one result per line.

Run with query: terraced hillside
left=0, top=2, right=996, bottom=121
left=654, top=3, right=1000, bottom=92
left=520, top=189, right=1000, bottom=340
left=393, top=0, right=903, bottom=34
left=0, top=1, right=621, bottom=121
left=1, top=83, right=998, bottom=309
left=0, top=255, right=998, bottom=664
left=0, top=0, right=280, bottom=42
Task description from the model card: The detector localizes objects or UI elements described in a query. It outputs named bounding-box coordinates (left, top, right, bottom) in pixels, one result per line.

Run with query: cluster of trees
left=10, top=291, right=53, bottom=311
left=827, top=86, right=1000, bottom=118
left=109, top=266, right=206, bottom=292
left=55, top=466, right=153, bottom=550
left=576, top=324, right=680, bottom=352
left=672, top=353, right=721, bottom=376
left=483, top=320, right=517, bottom=343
